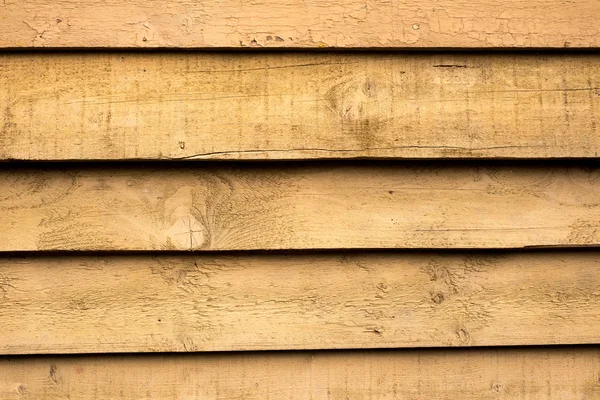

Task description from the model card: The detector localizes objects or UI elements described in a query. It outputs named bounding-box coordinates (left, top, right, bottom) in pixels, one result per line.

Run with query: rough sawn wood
left=2, top=164, right=600, bottom=251
left=0, top=252, right=599, bottom=354
left=2, top=53, right=600, bottom=161
left=1, top=348, right=599, bottom=399
left=1, top=0, right=599, bottom=48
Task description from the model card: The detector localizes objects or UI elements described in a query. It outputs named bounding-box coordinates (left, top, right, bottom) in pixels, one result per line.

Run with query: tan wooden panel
left=1, top=252, right=599, bottom=354
left=2, top=164, right=600, bottom=251
left=1, top=348, right=599, bottom=399
left=0, top=0, right=599, bottom=48
left=2, top=53, right=600, bottom=161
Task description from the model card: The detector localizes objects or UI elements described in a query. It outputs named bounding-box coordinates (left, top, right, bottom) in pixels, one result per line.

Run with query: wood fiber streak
left=2, top=164, right=600, bottom=251
left=0, top=0, right=599, bottom=48
left=1, top=348, right=599, bottom=399
left=1, top=53, right=600, bottom=161
left=0, top=253, right=599, bottom=353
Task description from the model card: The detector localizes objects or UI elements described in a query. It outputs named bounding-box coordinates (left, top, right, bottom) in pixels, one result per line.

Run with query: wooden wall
left=1, top=1, right=600, bottom=398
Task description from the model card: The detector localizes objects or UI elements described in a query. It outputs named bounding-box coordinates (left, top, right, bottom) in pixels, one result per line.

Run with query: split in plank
left=1, top=252, right=599, bottom=354
left=1, top=347, right=599, bottom=399
left=2, top=163, right=600, bottom=251
left=2, top=53, right=600, bottom=161
left=0, top=0, right=599, bottom=48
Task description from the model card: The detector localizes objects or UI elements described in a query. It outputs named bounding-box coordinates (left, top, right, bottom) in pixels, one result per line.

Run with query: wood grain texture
left=1, top=252, right=599, bottom=354
left=2, top=164, right=600, bottom=251
left=1, top=0, right=599, bottom=48
left=2, top=53, right=600, bottom=161
left=2, top=348, right=600, bottom=399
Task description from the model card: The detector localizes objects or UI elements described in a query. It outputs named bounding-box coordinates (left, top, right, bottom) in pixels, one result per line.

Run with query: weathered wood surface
left=1, top=0, right=599, bottom=48
left=2, top=348, right=599, bottom=399
left=1, top=252, right=599, bottom=354
left=2, top=53, right=600, bottom=161
left=2, top=164, right=600, bottom=251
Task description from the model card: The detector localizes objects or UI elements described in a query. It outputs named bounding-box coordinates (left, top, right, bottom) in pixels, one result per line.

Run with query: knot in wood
left=167, top=216, right=207, bottom=250
left=326, top=74, right=390, bottom=131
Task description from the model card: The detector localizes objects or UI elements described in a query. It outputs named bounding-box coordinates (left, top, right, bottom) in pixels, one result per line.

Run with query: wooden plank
left=2, top=164, right=600, bottom=251
left=1, top=1, right=599, bottom=48
left=1, top=348, right=599, bottom=399
left=1, top=252, right=599, bottom=354
left=1, top=53, right=600, bottom=161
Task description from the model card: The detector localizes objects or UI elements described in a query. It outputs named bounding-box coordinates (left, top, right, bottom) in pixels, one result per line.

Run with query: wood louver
left=1, top=1, right=599, bottom=398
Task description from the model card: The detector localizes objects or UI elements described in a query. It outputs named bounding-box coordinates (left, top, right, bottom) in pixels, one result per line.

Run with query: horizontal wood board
left=0, top=0, right=599, bottom=48
left=2, top=53, right=600, bottom=161
left=1, top=348, right=600, bottom=399
left=1, top=252, right=599, bottom=354
left=2, top=164, right=600, bottom=251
